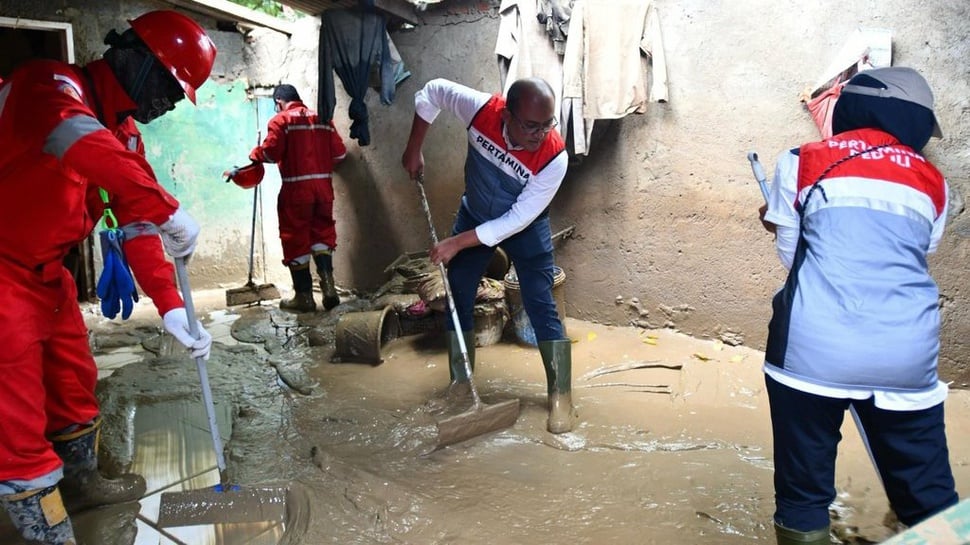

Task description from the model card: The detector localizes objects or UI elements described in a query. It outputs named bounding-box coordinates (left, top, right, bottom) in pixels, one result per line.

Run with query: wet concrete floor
left=2, top=289, right=969, bottom=544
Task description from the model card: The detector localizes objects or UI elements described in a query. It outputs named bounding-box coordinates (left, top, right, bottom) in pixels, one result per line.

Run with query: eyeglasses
left=510, top=111, right=558, bottom=135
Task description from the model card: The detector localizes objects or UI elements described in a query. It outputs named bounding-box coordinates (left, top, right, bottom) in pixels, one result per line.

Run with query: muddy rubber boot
left=280, top=265, right=316, bottom=313
left=426, top=331, right=476, bottom=413
left=313, top=252, right=340, bottom=310
left=0, top=486, right=76, bottom=544
left=71, top=501, right=140, bottom=545
left=319, top=271, right=340, bottom=311
left=447, top=330, right=476, bottom=383
left=50, top=419, right=146, bottom=513
left=538, top=339, right=578, bottom=434
left=775, top=523, right=831, bottom=545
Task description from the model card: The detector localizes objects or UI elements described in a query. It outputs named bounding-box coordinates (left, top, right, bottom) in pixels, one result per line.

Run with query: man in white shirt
left=401, top=77, right=576, bottom=433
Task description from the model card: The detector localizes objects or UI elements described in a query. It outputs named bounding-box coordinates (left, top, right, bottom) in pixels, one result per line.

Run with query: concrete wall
left=3, top=0, right=968, bottom=381
left=315, top=1, right=970, bottom=381
left=0, top=0, right=293, bottom=292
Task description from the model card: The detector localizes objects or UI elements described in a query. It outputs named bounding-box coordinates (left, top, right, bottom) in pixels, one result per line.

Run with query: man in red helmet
left=0, top=10, right=217, bottom=544
left=249, top=84, right=348, bottom=312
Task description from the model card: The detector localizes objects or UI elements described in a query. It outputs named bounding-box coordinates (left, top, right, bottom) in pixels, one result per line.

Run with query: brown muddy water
left=2, top=290, right=969, bottom=545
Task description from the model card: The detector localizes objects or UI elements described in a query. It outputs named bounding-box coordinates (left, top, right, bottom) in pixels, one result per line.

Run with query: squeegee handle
left=414, top=176, right=480, bottom=399
left=174, top=257, right=229, bottom=479
left=747, top=151, right=770, bottom=203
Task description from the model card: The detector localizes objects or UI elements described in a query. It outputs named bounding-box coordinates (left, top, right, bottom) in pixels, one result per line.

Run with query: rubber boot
left=280, top=264, right=316, bottom=313
left=50, top=419, right=147, bottom=513
left=318, top=270, right=340, bottom=311
left=71, top=501, right=140, bottom=545
left=447, top=330, right=476, bottom=383
left=774, top=523, right=831, bottom=545
left=313, top=252, right=340, bottom=310
left=538, top=339, right=577, bottom=434
left=0, top=486, right=76, bottom=544
left=426, top=331, right=476, bottom=413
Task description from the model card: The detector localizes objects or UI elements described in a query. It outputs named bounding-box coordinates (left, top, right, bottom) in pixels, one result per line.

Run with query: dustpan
left=413, top=176, right=520, bottom=450
left=156, top=257, right=289, bottom=527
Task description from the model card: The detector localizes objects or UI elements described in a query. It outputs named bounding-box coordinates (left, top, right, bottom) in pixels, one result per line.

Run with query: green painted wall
left=138, top=80, right=285, bottom=285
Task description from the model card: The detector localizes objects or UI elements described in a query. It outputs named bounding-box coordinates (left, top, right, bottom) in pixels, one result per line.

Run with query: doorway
left=0, top=17, right=95, bottom=301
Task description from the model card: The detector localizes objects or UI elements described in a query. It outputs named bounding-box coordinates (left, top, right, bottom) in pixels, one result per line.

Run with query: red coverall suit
left=250, top=101, right=347, bottom=265
left=0, top=58, right=182, bottom=488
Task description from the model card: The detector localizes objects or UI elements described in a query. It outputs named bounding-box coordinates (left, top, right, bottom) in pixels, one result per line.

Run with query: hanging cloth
left=319, top=8, right=389, bottom=145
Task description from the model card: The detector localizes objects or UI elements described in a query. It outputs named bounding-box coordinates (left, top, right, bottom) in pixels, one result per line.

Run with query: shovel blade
left=434, top=398, right=520, bottom=450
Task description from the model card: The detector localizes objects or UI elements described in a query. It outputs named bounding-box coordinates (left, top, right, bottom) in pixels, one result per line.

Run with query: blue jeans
left=446, top=205, right=565, bottom=342
left=766, top=375, right=957, bottom=531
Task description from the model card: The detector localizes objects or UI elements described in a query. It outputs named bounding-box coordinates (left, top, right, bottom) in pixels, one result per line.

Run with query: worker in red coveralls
left=0, top=10, right=216, bottom=544
left=249, top=84, right=348, bottom=313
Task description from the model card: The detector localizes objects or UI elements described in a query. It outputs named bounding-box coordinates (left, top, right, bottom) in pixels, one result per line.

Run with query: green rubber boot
left=447, top=330, right=476, bottom=383
left=50, top=418, right=146, bottom=512
left=426, top=331, right=476, bottom=413
left=0, top=486, right=76, bottom=544
left=775, top=523, right=831, bottom=545
left=280, top=264, right=316, bottom=313
left=538, top=339, right=577, bottom=434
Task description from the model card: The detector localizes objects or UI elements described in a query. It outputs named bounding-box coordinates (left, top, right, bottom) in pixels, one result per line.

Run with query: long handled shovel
left=414, top=175, right=520, bottom=449
left=155, top=256, right=288, bottom=527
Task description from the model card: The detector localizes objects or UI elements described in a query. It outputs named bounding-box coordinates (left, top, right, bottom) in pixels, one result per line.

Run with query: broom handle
left=246, top=129, right=262, bottom=286
left=414, top=176, right=482, bottom=404
left=246, top=185, right=258, bottom=285
left=174, top=257, right=230, bottom=483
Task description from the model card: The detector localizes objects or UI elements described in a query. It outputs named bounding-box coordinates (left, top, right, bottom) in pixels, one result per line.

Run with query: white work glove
left=163, top=308, right=213, bottom=360
left=159, top=208, right=200, bottom=258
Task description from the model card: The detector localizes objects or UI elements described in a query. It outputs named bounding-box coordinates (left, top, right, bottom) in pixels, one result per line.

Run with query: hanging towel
left=319, top=8, right=389, bottom=145
left=495, top=0, right=565, bottom=124
left=573, top=0, right=667, bottom=119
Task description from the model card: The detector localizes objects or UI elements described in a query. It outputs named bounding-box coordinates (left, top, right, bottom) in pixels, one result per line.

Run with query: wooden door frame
left=0, top=17, right=96, bottom=301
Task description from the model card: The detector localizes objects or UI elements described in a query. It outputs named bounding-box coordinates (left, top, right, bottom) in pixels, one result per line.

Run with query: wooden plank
left=0, top=17, right=74, bottom=62
left=164, top=0, right=296, bottom=35
left=276, top=0, right=420, bottom=24
left=372, top=0, right=420, bottom=24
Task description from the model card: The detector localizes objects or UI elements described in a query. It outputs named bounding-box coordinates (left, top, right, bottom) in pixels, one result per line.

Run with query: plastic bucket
left=503, top=266, right=566, bottom=346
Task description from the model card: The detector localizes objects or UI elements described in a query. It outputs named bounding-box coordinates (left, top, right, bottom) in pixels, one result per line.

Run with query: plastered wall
left=3, top=0, right=968, bottom=382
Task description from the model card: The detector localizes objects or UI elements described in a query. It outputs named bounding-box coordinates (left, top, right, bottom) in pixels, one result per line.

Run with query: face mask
left=133, top=95, right=176, bottom=124
left=131, top=64, right=185, bottom=124
left=105, top=44, right=184, bottom=124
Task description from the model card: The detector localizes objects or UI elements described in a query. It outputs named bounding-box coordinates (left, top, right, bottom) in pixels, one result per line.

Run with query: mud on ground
left=4, top=290, right=968, bottom=545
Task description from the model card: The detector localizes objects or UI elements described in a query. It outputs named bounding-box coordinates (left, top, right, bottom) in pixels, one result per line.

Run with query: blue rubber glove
left=97, top=229, right=139, bottom=320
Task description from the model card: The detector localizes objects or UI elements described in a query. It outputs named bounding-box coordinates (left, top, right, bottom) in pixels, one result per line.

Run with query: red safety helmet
left=129, top=10, right=217, bottom=104
left=227, top=162, right=265, bottom=189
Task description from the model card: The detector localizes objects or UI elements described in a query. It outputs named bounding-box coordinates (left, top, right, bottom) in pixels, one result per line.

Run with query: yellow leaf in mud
left=730, top=355, right=745, bottom=363
left=587, top=332, right=597, bottom=342
left=642, top=337, right=657, bottom=345
left=692, top=352, right=711, bottom=361
left=713, top=340, right=724, bottom=351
